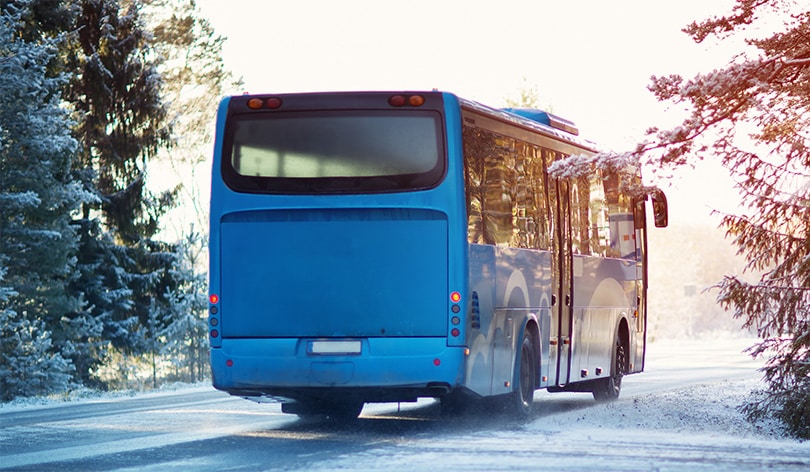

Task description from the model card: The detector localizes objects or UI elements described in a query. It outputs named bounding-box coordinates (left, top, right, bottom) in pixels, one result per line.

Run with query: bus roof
left=458, top=97, right=599, bottom=155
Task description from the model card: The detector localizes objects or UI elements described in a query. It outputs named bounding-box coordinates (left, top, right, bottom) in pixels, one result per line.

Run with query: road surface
left=2, top=338, right=809, bottom=471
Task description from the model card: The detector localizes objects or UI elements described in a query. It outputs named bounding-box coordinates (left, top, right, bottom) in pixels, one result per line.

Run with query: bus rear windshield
left=223, top=111, right=445, bottom=194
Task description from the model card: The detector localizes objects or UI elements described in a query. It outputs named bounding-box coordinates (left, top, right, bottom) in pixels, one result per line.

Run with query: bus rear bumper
left=210, top=337, right=466, bottom=403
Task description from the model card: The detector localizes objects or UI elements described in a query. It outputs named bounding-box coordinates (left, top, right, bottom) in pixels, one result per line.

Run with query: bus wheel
left=593, top=333, right=626, bottom=402
left=509, top=330, right=537, bottom=417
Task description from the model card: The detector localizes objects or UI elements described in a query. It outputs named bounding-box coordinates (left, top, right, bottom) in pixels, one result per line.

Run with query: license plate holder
left=308, top=340, right=362, bottom=355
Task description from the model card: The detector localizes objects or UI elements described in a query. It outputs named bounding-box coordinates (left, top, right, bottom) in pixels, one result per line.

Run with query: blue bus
left=208, top=91, right=668, bottom=419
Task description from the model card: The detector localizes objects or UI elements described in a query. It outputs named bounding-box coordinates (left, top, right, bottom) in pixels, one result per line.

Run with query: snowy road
left=2, top=337, right=809, bottom=471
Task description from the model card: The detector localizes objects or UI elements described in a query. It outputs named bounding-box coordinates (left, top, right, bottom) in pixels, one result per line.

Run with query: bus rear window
left=223, top=111, right=445, bottom=194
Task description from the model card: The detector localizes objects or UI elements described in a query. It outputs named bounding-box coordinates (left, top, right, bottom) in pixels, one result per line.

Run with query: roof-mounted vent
left=502, top=108, right=579, bottom=136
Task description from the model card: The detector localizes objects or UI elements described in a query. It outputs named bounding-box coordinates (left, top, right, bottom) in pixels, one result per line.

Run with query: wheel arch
left=616, top=317, right=630, bottom=372
left=519, top=315, right=542, bottom=389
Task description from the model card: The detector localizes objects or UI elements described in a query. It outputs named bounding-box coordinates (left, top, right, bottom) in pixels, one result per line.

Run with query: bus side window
left=464, top=126, right=514, bottom=245
left=570, top=175, right=592, bottom=255
left=586, top=170, right=610, bottom=257
left=603, top=174, right=635, bottom=259
left=463, top=124, right=553, bottom=251
left=463, top=126, right=491, bottom=245
left=514, top=143, right=550, bottom=250
left=484, top=135, right=515, bottom=246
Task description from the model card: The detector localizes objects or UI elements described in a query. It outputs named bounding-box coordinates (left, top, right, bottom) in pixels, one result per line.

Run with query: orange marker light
left=408, top=95, right=425, bottom=106
left=247, top=98, right=263, bottom=109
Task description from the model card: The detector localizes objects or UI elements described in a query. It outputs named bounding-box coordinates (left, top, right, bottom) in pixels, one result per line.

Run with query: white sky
left=193, top=0, right=744, bottom=225
left=196, top=0, right=737, bottom=148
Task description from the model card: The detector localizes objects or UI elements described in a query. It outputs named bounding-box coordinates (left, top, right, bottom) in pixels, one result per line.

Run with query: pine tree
left=159, top=231, right=207, bottom=383
left=138, top=0, right=241, bottom=383
left=557, top=0, right=810, bottom=438
left=0, top=0, right=75, bottom=43
left=0, top=267, right=75, bottom=401
left=63, top=0, right=178, bottom=385
left=143, top=0, right=242, bottom=236
left=68, top=0, right=172, bottom=240
left=0, top=2, right=85, bottom=399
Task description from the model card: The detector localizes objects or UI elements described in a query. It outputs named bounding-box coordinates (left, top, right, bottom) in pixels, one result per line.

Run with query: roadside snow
left=0, top=381, right=213, bottom=413
left=550, top=377, right=783, bottom=438
left=308, top=337, right=809, bottom=471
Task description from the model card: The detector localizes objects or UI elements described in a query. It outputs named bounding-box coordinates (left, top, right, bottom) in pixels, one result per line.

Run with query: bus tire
left=509, top=330, right=537, bottom=417
left=593, top=333, right=626, bottom=402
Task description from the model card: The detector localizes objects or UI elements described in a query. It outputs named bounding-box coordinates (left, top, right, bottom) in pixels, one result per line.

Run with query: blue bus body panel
left=466, top=244, right=553, bottom=396
left=208, top=93, right=471, bottom=399
left=219, top=208, right=448, bottom=338
left=211, top=338, right=465, bottom=391
left=464, top=245, right=637, bottom=397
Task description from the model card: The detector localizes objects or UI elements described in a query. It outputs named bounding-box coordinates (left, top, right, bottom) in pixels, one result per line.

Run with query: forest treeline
left=0, top=0, right=238, bottom=400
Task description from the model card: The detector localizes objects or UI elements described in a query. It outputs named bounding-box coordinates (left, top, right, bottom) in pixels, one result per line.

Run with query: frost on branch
left=548, top=149, right=657, bottom=198
left=641, top=0, right=810, bottom=439
left=548, top=150, right=640, bottom=179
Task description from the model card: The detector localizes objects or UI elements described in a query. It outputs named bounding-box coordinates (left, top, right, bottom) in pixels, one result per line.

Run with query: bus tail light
left=449, top=290, right=464, bottom=343
left=209, top=294, right=221, bottom=344
left=388, top=94, right=425, bottom=107
left=246, top=97, right=283, bottom=110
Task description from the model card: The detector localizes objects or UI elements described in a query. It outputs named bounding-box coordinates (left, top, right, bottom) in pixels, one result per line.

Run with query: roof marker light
left=247, top=98, right=263, bottom=109
left=265, top=97, right=282, bottom=109
left=408, top=95, right=425, bottom=106
left=389, top=95, right=406, bottom=107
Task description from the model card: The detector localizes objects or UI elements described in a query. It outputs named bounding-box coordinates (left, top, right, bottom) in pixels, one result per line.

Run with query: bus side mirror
left=650, top=188, right=668, bottom=228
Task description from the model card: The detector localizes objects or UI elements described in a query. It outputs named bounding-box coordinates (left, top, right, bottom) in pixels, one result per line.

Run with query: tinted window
left=224, top=111, right=445, bottom=194
left=463, top=125, right=552, bottom=250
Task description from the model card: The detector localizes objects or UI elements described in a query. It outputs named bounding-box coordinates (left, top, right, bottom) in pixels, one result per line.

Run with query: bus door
left=632, top=197, right=649, bottom=373
left=550, top=177, right=574, bottom=387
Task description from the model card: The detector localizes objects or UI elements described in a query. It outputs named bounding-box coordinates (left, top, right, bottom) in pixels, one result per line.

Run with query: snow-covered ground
left=2, top=336, right=809, bottom=471
left=314, top=336, right=810, bottom=471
